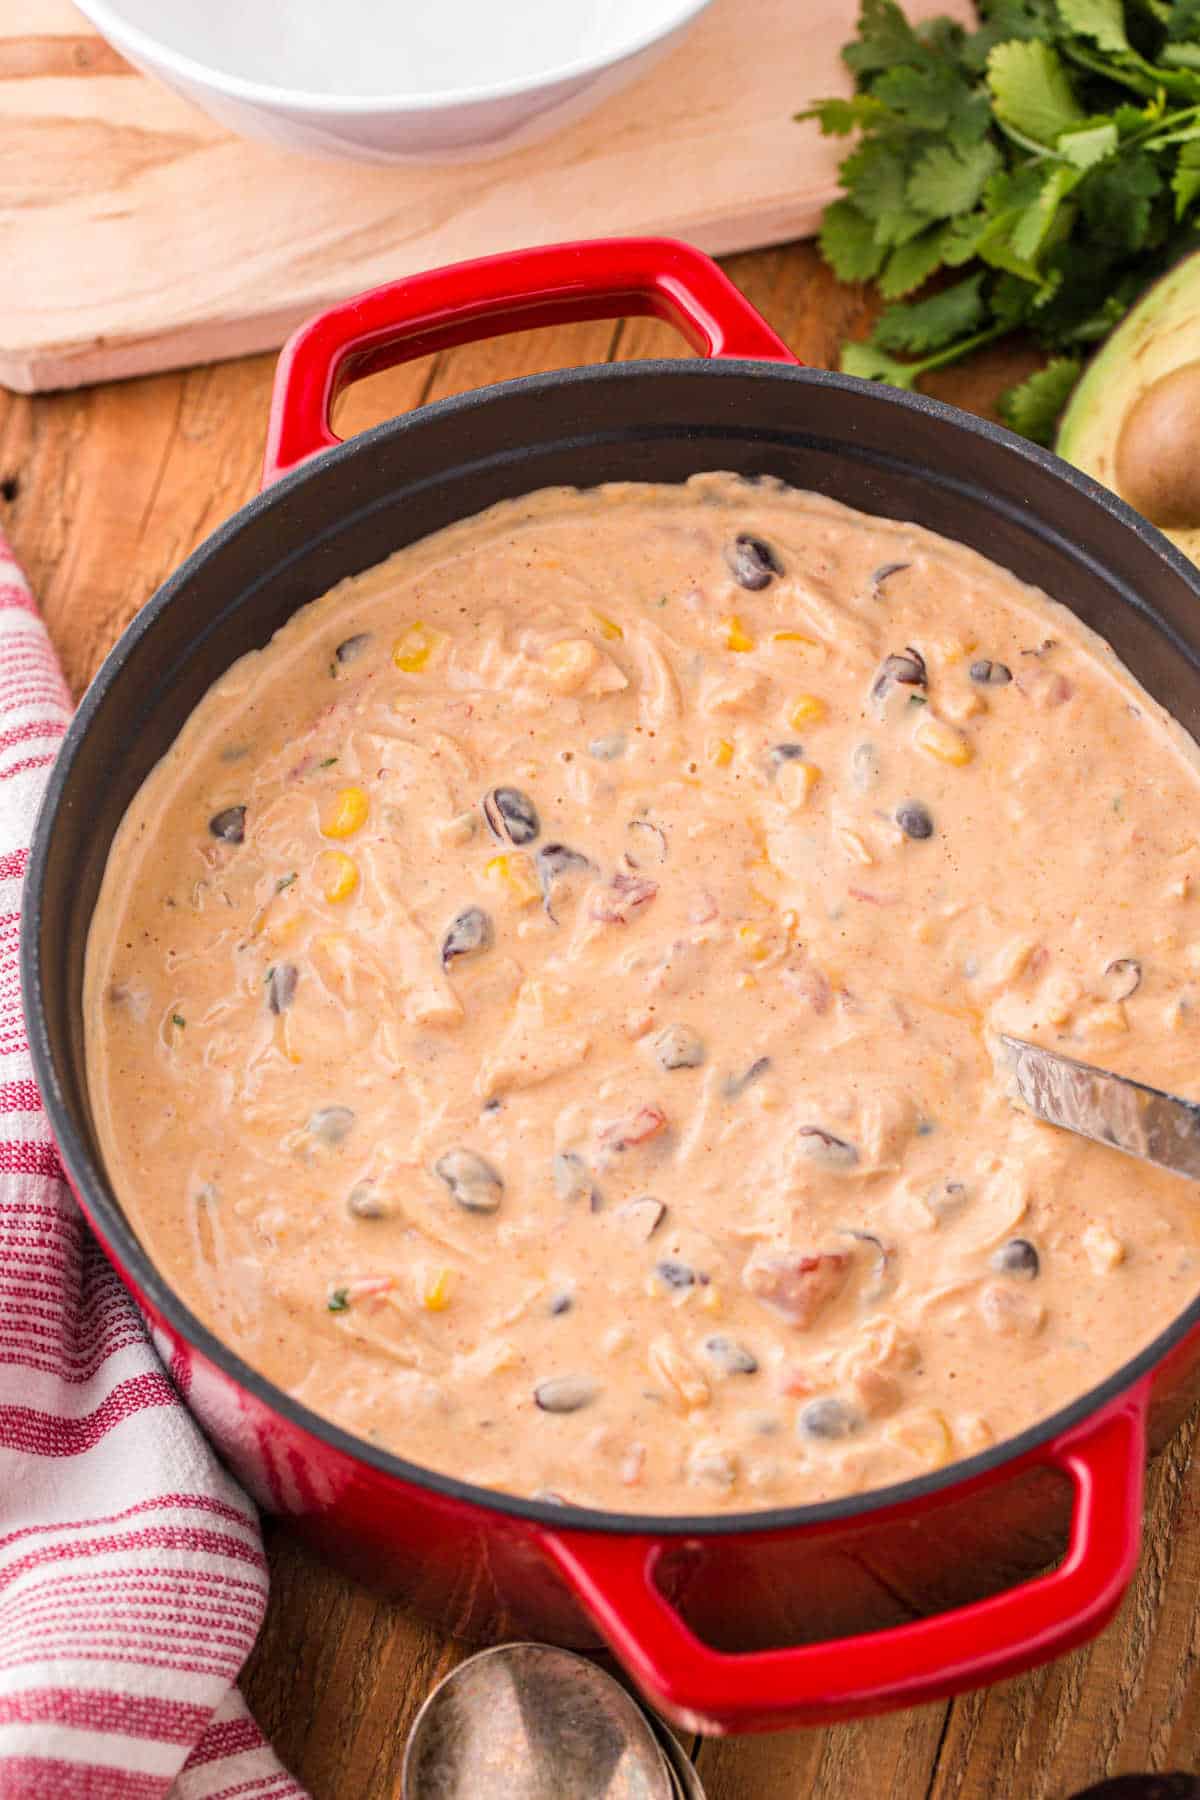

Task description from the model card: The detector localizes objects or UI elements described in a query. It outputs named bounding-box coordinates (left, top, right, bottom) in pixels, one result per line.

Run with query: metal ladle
left=402, top=1641, right=706, bottom=1800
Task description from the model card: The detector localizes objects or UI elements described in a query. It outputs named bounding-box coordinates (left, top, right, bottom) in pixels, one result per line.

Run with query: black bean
left=872, top=646, right=927, bottom=701
left=618, top=1197, right=666, bottom=1240
left=435, top=1148, right=503, bottom=1215
left=969, top=659, right=1013, bottom=686
left=347, top=1181, right=391, bottom=1220
left=800, top=1397, right=860, bottom=1440
left=842, top=1229, right=894, bottom=1295
left=703, top=1335, right=759, bottom=1375
left=308, top=1105, right=355, bottom=1145
left=549, top=1291, right=574, bottom=1316
left=896, top=800, right=934, bottom=840
left=1103, top=956, right=1142, bottom=1001
left=536, top=843, right=591, bottom=888
left=992, top=1237, right=1039, bottom=1279
left=656, top=1258, right=696, bottom=1289
left=209, top=805, right=246, bottom=844
left=267, top=962, right=298, bottom=1014
left=724, top=1056, right=771, bottom=1098
left=871, top=560, right=910, bottom=596
left=797, top=1126, right=859, bottom=1167
left=769, top=743, right=805, bottom=766
left=553, top=1151, right=601, bottom=1211
left=724, top=533, right=782, bottom=590
left=441, top=906, right=493, bottom=969
left=653, top=1024, right=705, bottom=1070
left=335, top=633, right=371, bottom=664
left=536, top=843, right=593, bottom=921
left=534, top=1375, right=598, bottom=1414
left=588, top=734, right=627, bottom=761
left=482, top=786, right=539, bottom=846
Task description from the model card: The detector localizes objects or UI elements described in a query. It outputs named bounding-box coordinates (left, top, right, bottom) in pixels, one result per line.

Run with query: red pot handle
left=262, top=237, right=797, bottom=486
left=540, top=1381, right=1149, bottom=1734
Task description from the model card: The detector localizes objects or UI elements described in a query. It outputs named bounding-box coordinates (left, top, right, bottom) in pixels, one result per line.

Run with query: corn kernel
left=592, top=612, right=624, bottom=641
left=546, top=638, right=600, bottom=693
left=700, top=1284, right=722, bottom=1315
left=722, top=614, right=755, bottom=653
left=788, top=694, right=826, bottom=728
left=777, top=761, right=821, bottom=808
left=318, top=850, right=359, bottom=904
left=485, top=852, right=540, bottom=907
left=771, top=630, right=818, bottom=647
left=933, top=633, right=977, bottom=666
left=392, top=622, right=444, bottom=672
left=914, top=715, right=973, bottom=767
left=737, top=925, right=770, bottom=963
left=322, top=785, right=369, bottom=839
left=709, top=736, right=734, bottom=768
left=422, top=1268, right=453, bottom=1312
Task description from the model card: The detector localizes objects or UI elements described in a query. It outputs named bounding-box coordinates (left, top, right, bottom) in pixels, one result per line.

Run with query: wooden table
left=5, top=240, right=1200, bottom=1799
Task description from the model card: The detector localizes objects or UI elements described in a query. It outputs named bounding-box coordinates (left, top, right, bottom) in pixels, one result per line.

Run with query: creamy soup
left=84, top=474, right=1200, bottom=1514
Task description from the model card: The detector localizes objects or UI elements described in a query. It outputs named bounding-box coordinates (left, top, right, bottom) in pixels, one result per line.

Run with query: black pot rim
left=23, top=356, right=1200, bottom=1541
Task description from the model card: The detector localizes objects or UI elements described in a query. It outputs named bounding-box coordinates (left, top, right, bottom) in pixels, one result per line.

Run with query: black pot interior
left=27, top=358, right=1200, bottom=1531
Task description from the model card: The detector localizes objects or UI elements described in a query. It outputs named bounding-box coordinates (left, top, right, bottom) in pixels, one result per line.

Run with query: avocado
left=1057, top=248, right=1200, bottom=566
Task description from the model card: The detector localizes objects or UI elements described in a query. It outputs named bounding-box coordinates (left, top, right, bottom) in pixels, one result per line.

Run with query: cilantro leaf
left=880, top=225, right=952, bottom=298
left=1168, top=0, right=1200, bottom=38
left=870, top=273, right=988, bottom=353
left=962, top=0, right=1060, bottom=70
left=1056, top=0, right=1130, bottom=51
left=840, top=341, right=922, bottom=387
left=941, top=209, right=992, bottom=265
left=988, top=40, right=1086, bottom=144
left=998, top=356, right=1083, bottom=442
left=1009, top=164, right=1081, bottom=262
left=1056, top=121, right=1120, bottom=166
left=803, top=0, right=1200, bottom=432
left=841, top=0, right=933, bottom=76
left=1079, top=149, right=1163, bottom=250
left=818, top=199, right=887, bottom=283
left=907, top=139, right=1003, bottom=218
left=838, top=138, right=911, bottom=227
left=871, top=62, right=969, bottom=129
left=795, top=95, right=886, bottom=135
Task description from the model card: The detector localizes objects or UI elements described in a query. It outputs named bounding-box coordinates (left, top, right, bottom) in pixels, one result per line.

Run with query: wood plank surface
left=2, top=239, right=1197, bottom=1799
left=0, top=0, right=970, bottom=393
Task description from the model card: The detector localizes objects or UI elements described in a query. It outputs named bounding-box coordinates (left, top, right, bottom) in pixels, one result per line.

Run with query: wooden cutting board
left=0, top=0, right=969, bottom=393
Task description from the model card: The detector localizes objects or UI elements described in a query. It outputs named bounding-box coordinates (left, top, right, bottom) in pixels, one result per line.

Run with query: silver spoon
left=999, top=1034, right=1200, bottom=1179
left=402, top=1641, right=702, bottom=1800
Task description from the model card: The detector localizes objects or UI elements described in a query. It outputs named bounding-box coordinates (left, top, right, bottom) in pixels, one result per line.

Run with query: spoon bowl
left=402, top=1641, right=689, bottom=1800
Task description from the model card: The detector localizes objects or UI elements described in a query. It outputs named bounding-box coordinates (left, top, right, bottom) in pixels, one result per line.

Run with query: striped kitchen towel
left=0, top=535, right=308, bottom=1800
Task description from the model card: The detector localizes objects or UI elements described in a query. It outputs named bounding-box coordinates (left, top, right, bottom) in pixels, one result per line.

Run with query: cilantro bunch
left=799, top=0, right=1200, bottom=441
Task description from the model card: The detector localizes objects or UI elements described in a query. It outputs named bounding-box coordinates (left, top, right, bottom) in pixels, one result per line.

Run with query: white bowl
left=73, top=0, right=716, bottom=163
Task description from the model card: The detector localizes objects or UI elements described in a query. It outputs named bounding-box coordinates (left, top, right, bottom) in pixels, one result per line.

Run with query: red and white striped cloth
left=0, top=534, right=308, bottom=1800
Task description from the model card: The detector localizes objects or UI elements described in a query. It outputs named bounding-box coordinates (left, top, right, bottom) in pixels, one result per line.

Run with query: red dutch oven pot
left=23, top=237, right=1200, bottom=1737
